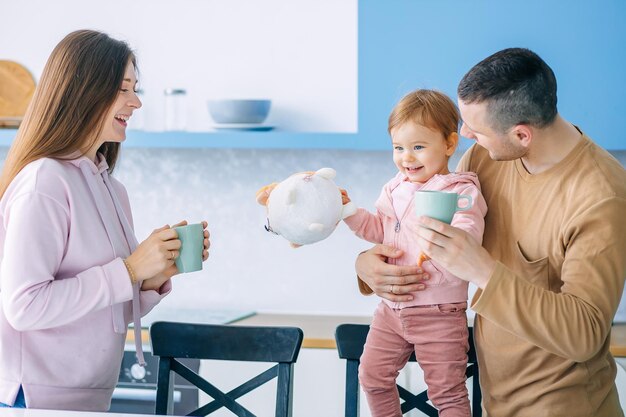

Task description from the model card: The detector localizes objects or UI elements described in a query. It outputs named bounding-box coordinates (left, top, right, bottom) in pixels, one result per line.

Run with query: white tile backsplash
left=1, top=146, right=624, bottom=318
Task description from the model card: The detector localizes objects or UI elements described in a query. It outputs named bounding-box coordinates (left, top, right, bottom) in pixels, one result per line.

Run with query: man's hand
left=356, top=244, right=429, bottom=302
left=415, top=216, right=496, bottom=289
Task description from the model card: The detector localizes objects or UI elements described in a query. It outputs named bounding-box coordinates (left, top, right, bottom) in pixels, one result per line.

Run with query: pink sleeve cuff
left=103, top=258, right=134, bottom=305
left=139, top=279, right=171, bottom=317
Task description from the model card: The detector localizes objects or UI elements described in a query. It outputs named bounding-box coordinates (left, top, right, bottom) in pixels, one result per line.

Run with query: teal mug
left=174, top=223, right=204, bottom=273
left=413, top=191, right=473, bottom=224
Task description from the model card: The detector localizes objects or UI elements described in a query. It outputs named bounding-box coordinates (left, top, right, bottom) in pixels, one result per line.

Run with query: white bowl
left=208, top=99, right=271, bottom=124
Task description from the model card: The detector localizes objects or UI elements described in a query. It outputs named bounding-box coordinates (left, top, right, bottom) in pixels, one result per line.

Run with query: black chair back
left=335, top=323, right=482, bottom=417
left=150, top=321, right=304, bottom=417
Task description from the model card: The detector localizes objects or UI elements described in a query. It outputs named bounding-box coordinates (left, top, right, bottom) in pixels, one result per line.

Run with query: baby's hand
left=340, top=188, right=351, bottom=205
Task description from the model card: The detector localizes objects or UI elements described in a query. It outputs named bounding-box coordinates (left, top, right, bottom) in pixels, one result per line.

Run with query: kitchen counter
left=0, top=409, right=184, bottom=417
left=238, top=315, right=626, bottom=355
left=127, top=312, right=626, bottom=356
left=125, top=308, right=254, bottom=346
left=126, top=311, right=372, bottom=349
left=235, top=313, right=372, bottom=349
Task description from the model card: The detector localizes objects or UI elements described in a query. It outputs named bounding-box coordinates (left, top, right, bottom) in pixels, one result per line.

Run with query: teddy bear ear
left=255, top=182, right=278, bottom=206
left=315, top=167, right=336, bottom=180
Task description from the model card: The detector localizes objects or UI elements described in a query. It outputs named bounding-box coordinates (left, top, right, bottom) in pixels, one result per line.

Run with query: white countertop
left=132, top=307, right=255, bottom=328
left=0, top=409, right=184, bottom=417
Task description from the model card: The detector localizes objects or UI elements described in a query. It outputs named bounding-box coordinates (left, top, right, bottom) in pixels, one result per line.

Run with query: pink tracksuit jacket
left=0, top=154, right=170, bottom=411
left=344, top=171, right=487, bottom=308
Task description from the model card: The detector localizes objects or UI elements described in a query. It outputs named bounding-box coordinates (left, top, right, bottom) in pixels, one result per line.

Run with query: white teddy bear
left=256, top=168, right=356, bottom=247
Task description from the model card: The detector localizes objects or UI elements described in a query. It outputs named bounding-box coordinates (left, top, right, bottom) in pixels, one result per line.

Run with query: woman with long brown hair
left=0, top=30, right=210, bottom=411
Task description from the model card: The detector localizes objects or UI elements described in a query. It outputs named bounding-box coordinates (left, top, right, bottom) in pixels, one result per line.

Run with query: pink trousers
left=359, top=302, right=470, bottom=417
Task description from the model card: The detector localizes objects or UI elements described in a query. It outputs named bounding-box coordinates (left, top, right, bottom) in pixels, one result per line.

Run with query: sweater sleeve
left=139, top=280, right=172, bottom=317
left=346, top=207, right=386, bottom=295
left=472, top=196, right=626, bottom=361
left=1, top=192, right=133, bottom=331
left=424, top=181, right=487, bottom=278
left=449, top=183, right=487, bottom=244
left=343, top=208, right=385, bottom=244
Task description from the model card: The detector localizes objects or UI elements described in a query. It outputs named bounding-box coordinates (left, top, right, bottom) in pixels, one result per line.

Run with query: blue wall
left=358, top=0, right=626, bottom=150
left=1, top=0, right=624, bottom=150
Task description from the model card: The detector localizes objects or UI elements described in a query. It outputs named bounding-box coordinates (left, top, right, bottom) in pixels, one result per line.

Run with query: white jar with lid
left=163, top=88, right=187, bottom=131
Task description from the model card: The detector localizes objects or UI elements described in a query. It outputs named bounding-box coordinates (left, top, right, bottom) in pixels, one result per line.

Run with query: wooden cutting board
left=0, top=60, right=36, bottom=127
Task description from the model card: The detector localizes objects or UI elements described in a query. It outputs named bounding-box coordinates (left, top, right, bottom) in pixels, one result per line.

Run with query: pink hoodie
left=344, top=172, right=487, bottom=309
left=0, top=154, right=170, bottom=411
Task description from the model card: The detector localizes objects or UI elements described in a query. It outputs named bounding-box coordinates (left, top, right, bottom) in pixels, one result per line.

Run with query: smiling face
left=391, top=121, right=456, bottom=184
left=458, top=100, right=527, bottom=161
left=93, top=60, right=142, bottom=153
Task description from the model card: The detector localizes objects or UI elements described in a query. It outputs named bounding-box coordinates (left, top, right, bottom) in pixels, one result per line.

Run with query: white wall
left=4, top=145, right=623, bottom=317
left=114, top=147, right=396, bottom=316
left=0, top=145, right=485, bottom=317
left=0, top=0, right=357, bottom=133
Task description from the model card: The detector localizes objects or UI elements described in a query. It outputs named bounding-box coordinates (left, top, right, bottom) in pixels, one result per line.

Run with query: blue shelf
left=0, top=129, right=380, bottom=150
left=0, top=129, right=478, bottom=151
left=122, top=130, right=367, bottom=150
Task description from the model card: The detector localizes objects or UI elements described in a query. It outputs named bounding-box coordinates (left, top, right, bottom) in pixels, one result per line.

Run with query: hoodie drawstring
left=79, top=161, right=146, bottom=366
left=102, top=170, right=145, bottom=367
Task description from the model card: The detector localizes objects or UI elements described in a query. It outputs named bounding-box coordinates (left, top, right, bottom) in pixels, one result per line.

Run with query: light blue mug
left=174, top=223, right=204, bottom=273
left=413, top=191, right=473, bottom=224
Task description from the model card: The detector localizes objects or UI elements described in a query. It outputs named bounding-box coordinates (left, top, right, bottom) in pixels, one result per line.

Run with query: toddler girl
left=343, top=89, right=487, bottom=417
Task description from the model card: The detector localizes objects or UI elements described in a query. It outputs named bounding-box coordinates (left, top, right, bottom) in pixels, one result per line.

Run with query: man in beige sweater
left=356, top=48, right=626, bottom=416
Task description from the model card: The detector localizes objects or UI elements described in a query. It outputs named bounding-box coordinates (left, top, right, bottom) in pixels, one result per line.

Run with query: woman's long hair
left=0, top=29, right=136, bottom=198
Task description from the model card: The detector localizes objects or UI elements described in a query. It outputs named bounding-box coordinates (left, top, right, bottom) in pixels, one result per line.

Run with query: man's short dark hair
left=457, top=48, right=557, bottom=133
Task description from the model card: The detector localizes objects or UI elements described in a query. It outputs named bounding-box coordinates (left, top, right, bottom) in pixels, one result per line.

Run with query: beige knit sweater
left=460, top=133, right=626, bottom=417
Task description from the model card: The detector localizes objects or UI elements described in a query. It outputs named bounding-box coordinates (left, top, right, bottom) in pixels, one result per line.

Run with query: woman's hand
left=356, top=244, right=429, bottom=302
left=139, top=221, right=211, bottom=291
left=126, top=224, right=181, bottom=284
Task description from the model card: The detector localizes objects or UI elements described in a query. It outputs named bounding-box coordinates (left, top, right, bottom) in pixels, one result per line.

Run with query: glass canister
left=163, top=88, right=187, bottom=131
